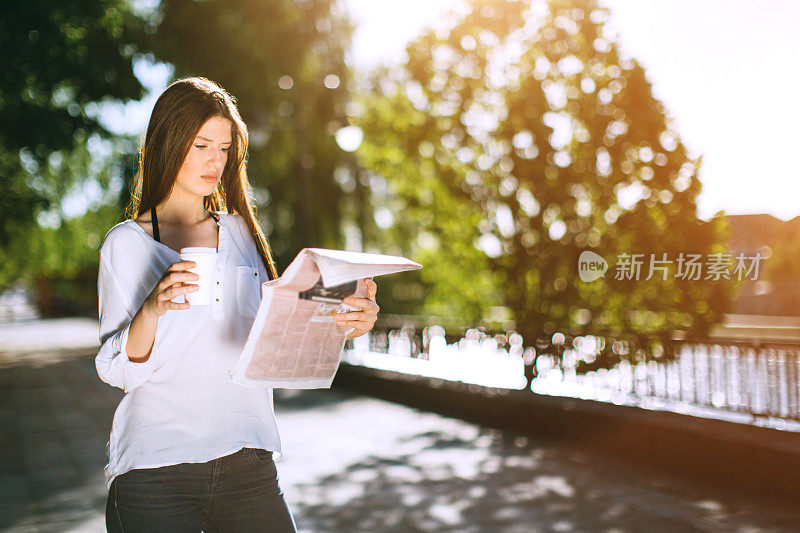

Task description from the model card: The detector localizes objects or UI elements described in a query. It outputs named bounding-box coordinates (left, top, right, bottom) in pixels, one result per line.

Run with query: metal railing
left=344, top=321, right=800, bottom=425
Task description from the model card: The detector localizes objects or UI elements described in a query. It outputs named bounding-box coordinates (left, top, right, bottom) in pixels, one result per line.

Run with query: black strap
left=151, top=206, right=160, bottom=242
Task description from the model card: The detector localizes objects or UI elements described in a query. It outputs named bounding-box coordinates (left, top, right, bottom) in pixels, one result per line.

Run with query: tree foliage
left=355, top=0, right=731, bottom=341
left=0, top=0, right=146, bottom=303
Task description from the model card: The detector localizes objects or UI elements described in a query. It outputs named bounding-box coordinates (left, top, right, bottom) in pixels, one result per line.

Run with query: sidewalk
left=0, top=319, right=798, bottom=532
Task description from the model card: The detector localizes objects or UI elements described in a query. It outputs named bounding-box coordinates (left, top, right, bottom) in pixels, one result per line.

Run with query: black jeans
left=105, top=447, right=297, bottom=532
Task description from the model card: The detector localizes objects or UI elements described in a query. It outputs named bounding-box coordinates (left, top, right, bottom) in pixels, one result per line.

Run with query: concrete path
left=0, top=319, right=798, bottom=532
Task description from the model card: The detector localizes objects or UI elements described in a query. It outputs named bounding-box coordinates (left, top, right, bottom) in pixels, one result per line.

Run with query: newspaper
left=227, top=248, right=422, bottom=389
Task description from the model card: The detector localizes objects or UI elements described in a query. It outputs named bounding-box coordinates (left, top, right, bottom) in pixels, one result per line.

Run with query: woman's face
left=174, top=115, right=232, bottom=199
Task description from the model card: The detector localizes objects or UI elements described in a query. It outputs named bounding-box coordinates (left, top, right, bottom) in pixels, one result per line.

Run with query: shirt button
left=254, top=272, right=257, bottom=277
left=216, top=298, right=220, bottom=302
left=216, top=281, right=220, bottom=285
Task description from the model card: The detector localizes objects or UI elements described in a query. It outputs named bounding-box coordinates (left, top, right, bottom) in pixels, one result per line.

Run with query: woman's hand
left=334, top=278, right=379, bottom=340
left=143, top=260, right=200, bottom=318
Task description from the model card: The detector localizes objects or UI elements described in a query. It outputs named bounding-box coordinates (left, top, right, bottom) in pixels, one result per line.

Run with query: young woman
left=96, top=76, right=379, bottom=532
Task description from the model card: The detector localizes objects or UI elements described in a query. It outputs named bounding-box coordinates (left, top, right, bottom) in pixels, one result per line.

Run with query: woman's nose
left=208, top=149, right=225, bottom=168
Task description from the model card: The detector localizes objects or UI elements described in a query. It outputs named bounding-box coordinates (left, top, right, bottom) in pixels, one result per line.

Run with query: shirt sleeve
left=95, top=235, right=159, bottom=393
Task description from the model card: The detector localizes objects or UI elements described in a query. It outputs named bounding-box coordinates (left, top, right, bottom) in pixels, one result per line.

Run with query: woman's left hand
left=334, top=278, right=379, bottom=340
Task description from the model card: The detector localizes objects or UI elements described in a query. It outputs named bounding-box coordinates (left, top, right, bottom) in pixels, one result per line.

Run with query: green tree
left=355, top=0, right=731, bottom=346
left=0, top=1, right=147, bottom=309
left=137, top=0, right=355, bottom=270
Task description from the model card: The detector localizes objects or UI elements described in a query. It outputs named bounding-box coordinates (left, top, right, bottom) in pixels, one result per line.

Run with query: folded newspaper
left=227, top=248, right=422, bottom=389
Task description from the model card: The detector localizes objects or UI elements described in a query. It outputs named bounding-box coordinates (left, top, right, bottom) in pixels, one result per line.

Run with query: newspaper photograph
left=227, top=248, right=422, bottom=389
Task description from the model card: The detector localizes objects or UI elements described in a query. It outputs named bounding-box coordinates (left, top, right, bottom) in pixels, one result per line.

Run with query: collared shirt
left=95, top=211, right=280, bottom=491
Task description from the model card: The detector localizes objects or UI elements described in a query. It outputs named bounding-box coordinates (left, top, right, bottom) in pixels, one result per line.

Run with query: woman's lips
left=201, top=174, right=219, bottom=181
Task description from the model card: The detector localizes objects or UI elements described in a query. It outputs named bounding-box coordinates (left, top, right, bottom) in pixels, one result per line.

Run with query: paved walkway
left=1, top=319, right=798, bottom=532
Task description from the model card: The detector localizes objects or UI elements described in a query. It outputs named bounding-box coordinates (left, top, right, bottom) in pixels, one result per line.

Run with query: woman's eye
left=195, top=144, right=228, bottom=153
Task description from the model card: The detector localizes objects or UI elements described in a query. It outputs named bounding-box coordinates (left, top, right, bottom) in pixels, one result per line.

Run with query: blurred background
left=5, top=0, right=800, bottom=336
left=2, top=0, right=800, bottom=531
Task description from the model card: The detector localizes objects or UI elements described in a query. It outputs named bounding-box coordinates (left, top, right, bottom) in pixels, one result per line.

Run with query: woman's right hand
left=143, top=260, right=200, bottom=317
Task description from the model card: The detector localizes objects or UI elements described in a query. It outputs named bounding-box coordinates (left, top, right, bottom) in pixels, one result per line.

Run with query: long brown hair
left=125, top=76, right=278, bottom=280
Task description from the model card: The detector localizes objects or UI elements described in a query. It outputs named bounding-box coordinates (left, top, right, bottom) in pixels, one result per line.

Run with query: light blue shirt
left=95, top=211, right=280, bottom=490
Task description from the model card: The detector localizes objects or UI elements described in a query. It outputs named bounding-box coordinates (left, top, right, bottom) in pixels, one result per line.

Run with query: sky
left=107, top=0, right=800, bottom=222
left=343, top=0, right=800, bottom=221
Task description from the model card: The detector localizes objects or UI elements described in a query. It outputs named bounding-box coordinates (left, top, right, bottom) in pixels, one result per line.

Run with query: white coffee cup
left=175, top=247, right=217, bottom=306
